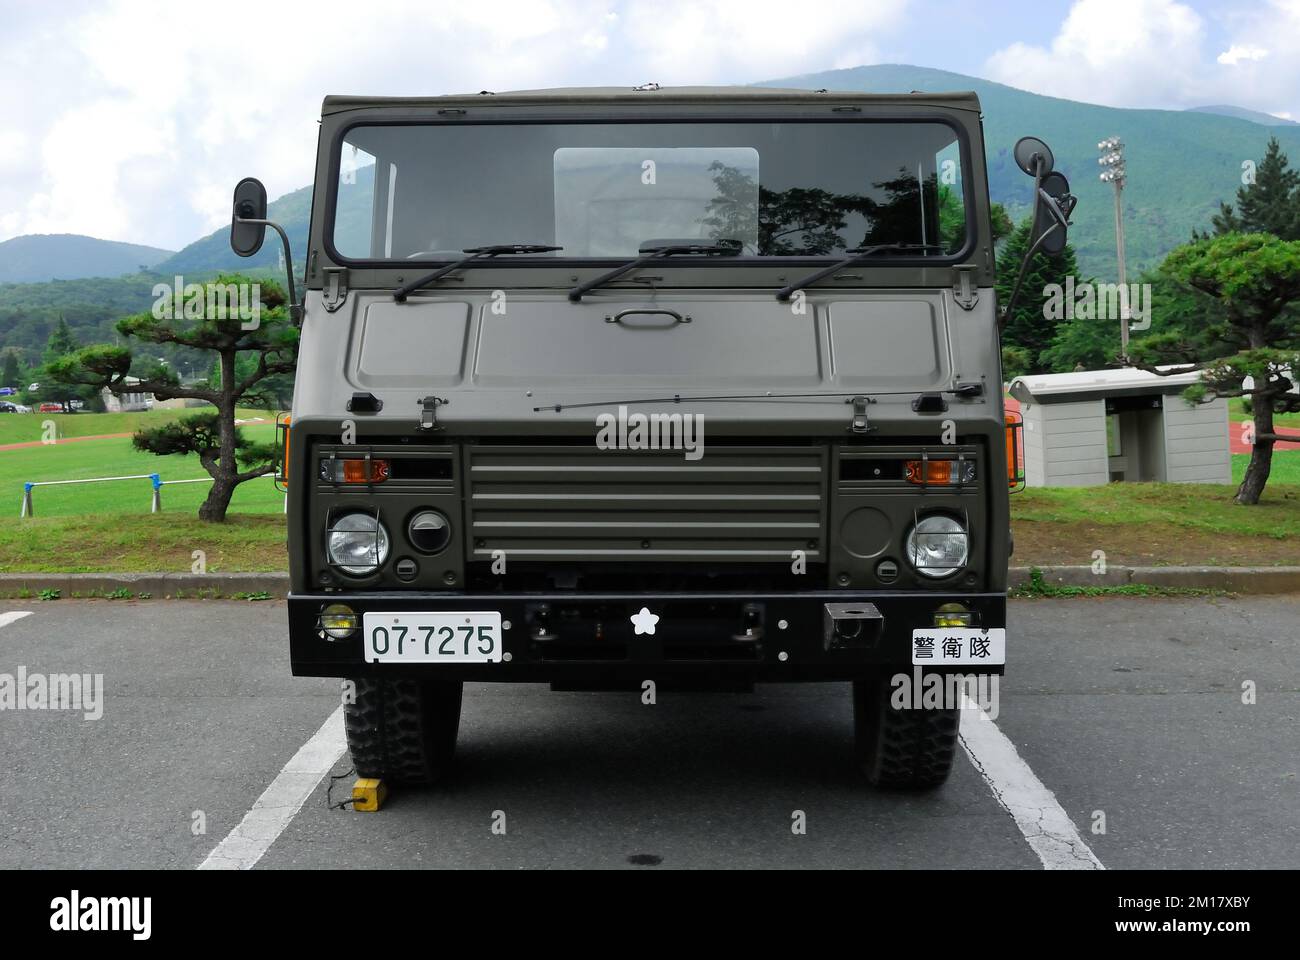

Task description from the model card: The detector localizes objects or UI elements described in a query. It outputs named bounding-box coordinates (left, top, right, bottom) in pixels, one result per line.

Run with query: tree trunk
left=1235, top=387, right=1275, bottom=505
left=198, top=350, right=241, bottom=522
left=198, top=476, right=238, bottom=522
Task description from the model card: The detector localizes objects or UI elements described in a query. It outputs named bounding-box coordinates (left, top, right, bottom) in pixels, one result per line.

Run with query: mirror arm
left=998, top=221, right=1060, bottom=332
left=235, top=217, right=302, bottom=324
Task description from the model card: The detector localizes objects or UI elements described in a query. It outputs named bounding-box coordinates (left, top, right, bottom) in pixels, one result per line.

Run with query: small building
left=1007, top=368, right=1230, bottom=486
left=101, top=377, right=154, bottom=413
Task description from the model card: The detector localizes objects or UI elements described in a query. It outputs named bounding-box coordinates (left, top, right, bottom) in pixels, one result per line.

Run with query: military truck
left=230, top=86, right=1073, bottom=788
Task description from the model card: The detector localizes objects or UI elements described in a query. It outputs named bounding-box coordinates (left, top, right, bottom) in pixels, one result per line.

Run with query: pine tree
left=0, top=350, right=20, bottom=389
left=41, top=315, right=79, bottom=366
left=995, top=217, right=1082, bottom=373
left=1211, top=137, right=1300, bottom=241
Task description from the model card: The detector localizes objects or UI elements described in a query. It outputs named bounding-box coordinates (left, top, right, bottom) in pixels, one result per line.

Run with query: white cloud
left=0, top=0, right=918, bottom=249
left=985, top=0, right=1300, bottom=120
left=984, top=0, right=1205, bottom=109
left=1217, top=44, right=1268, bottom=66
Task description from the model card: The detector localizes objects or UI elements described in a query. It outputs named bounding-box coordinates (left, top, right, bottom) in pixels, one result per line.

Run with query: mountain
left=760, top=65, right=1300, bottom=279
left=155, top=184, right=314, bottom=275
left=1189, top=105, right=1297, bottom=126
left=0, top=233, right=173, bottom=283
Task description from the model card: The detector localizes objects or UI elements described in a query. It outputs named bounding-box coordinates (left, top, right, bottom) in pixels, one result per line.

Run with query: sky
left=0, top=0, right=1296, bottom=251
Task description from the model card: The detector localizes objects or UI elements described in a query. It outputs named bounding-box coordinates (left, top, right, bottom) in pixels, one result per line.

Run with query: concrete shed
left=1008, top=368, right=1230, bottom=487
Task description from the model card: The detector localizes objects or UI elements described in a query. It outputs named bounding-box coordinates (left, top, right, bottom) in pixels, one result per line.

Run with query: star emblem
left=630, top=606, right=660, bottom=636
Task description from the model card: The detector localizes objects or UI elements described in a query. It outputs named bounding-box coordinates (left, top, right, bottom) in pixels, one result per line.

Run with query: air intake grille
left=466, top=444, right=827, bottom=563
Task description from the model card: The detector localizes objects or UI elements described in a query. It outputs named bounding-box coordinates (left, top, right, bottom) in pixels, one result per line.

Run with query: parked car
left=37, top=403, right=65, bottom=413
left=0, top=401, right=17, bottom=413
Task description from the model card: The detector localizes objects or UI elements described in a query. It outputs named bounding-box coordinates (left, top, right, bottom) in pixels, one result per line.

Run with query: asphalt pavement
left=0, top=597, right=1295, bottom=869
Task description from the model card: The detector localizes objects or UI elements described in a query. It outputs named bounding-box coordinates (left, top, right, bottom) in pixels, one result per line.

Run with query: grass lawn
left=0, top=407, right=273, bottom=446
left=1012, top=457, right=1300, bottom=567
left=0, top=514, right=287, bottom=573
left=1226, top=397, right=1300, bottom=429
left=0, top=409, right=288, bottom=572
left=0, top=410, right=281, bottom=518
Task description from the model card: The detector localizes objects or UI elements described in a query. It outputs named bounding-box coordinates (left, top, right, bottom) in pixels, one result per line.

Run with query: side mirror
left=227, top=176, right=303, bottom=324
left=1032, top=171, right=1075, bottom=256
left=1000, top=137, right=1078, bottom=328
left=230, top=177, right=268, bottom=257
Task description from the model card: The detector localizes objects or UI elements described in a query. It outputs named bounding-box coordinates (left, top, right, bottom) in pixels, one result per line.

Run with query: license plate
left=910, top=627, right=1006, bottom=666
left=362, top=612, right=503, bottom=664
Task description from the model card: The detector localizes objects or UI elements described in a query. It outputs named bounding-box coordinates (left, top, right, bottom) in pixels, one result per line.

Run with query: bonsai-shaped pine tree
left=1133, top=233, right=1300, bottom=504
left=47, top=274, right=297, bottom=521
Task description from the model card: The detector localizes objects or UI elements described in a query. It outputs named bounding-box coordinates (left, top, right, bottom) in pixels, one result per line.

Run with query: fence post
left=20, top=482, right=33, bottom=518
left=150, top=474, right=162, bottom=513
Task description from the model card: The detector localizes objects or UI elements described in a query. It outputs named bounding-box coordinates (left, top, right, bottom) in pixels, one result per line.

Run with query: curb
left=1009, top=565, right=1300, bottom=595
left=0, top=572, right=289, bottom=599
left=1, top=566, right=1299, bottom=598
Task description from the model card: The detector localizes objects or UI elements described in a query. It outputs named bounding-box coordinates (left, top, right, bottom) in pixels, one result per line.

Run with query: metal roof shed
left=1008, top=368, right=1230, bottom=487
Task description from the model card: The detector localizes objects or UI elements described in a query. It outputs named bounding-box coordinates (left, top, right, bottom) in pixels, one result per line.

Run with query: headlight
left=326, top=511, right=390, bottom=576
left=906, top=515, right=968, bottom=578
left=408, top=509, right=451, bottom=554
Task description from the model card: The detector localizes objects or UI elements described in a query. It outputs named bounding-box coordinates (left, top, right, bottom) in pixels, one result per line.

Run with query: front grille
left=465, top=444, right=827, bottom=564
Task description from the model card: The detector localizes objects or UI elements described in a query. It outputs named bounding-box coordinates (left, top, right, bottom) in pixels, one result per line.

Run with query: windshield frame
left=321, top=114, right=979, bottom=275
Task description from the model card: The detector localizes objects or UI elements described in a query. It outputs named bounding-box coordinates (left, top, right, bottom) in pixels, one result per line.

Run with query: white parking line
left=960, top=696, right=1104, bottom=870
left=199, top=706, right=346, bottom=870
left=0, top=611, right=33, bottom=629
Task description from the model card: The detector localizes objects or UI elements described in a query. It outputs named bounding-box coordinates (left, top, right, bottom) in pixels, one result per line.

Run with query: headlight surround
left=326, top=511, right=390, bottom=576
left=407, top=509, right=452, bottom=554
left=906, top=514, right=968, bottom=578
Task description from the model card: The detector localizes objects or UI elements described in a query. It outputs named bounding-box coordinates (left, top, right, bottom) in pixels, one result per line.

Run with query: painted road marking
left=0, top=611, right=33, bottom=629
left=960, top=696, right=1104, bottom=870
left=199, top=706, right=346, bottom=870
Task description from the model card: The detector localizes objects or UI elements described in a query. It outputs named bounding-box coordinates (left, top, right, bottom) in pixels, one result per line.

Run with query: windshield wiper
left=775, top=242, right=945, bottom=302
left=393, top=244, right=562, bottom=302
left=568, top=239, right=742, bottom=302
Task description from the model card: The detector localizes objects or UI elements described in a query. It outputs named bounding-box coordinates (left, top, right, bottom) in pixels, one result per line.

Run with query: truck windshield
left=331, top=120, right=969, bottom=263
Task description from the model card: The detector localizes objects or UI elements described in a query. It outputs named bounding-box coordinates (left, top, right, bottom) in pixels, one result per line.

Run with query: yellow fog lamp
left=933, top=603, right=973, bottom=627
left=318, top=603, right=359, bottom=640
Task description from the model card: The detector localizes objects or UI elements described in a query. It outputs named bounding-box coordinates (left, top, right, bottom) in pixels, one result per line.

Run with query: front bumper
left=290, top=590, right=1006, bottom=682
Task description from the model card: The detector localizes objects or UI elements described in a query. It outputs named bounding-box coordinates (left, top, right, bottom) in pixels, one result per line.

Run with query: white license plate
left=362, top=612, right=503, bottom=664
left=910, top=627, right=1006, bottom=666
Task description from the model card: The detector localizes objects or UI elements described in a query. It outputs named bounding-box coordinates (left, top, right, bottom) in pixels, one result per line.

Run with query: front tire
left=853, top=672, right=960, bottom=788
left=344, top=678, right=463, bottom=784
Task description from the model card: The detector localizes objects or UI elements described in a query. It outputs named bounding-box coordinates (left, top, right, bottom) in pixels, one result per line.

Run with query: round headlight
left=408, top=510, right=451, bottom=554
left=906, top=515, right=968, bottom=578
left=326, top=512, right=390, bottom=576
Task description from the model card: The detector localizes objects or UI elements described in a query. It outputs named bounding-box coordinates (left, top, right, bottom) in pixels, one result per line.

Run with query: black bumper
left=289, top=590, right=1007, bottom=682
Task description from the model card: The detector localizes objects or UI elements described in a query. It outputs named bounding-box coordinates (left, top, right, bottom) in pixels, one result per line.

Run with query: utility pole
left=1098, top=137, right=1129, bottom=358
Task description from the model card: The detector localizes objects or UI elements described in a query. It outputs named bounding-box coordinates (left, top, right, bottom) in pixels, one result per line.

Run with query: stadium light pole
left=1098, top=137, right=1129, bottom=357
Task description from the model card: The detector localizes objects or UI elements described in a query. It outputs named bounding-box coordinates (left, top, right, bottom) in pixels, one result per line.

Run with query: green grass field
left=0, top=409, right=287, bottom=572
left=0, top=409, right=282, bottom=518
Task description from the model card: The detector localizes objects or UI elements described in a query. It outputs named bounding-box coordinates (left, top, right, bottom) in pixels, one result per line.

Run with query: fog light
left=933, top=603, right=972, bottom=627
left=319, top=603, right=359, bottom=639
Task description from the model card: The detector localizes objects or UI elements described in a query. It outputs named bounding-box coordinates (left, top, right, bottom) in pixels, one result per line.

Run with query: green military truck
left=230, top=86, right=1072, bottom=788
